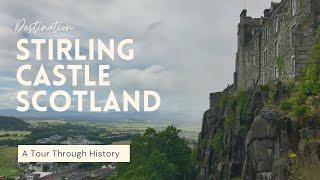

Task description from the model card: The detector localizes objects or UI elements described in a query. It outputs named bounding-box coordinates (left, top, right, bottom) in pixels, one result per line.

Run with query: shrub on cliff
left=236, top=90, right=248, bottom=123
left=211, top=131, right=223, bottom=156
left=224, top=113, right=233, bottom=128
left=290, top=140, right=320, bottom=179
left=276, top=56, right=285, bottom=75
left=281, top=26, right=320, bottom=124
left=219, top=92, right=233, bottom=109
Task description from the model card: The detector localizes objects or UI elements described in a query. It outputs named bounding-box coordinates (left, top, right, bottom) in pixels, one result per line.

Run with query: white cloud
left=0, top=87, right=18, bottom=109
left=111, top=65, right=176, bottom=91
left=0, top=76, right=16, bottom=83
left=0, top=0, right=280, bottom=121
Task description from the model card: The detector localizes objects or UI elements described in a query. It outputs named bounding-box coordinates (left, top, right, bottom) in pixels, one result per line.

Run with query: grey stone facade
left=235, top=0, right=320, bottom=90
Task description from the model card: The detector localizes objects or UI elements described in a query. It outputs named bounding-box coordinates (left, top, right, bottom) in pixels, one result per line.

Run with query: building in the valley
left=19, top=172, right=53, bottom=180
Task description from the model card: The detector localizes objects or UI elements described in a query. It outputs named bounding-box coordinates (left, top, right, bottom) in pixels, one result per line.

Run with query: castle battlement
left=234, top=0, right=320, bottom=90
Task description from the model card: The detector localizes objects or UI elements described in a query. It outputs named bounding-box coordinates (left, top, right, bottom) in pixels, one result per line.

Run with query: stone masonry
left=235, top=0, right=320, bottom=90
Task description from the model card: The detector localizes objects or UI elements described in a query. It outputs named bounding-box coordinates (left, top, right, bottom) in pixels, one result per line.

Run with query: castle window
left=275, top=40, right=279, bottom=57
left=264, top=28, right=268, bottom=44
left=274, top=16, right=279, bottom=33
left=261, top=72, right=265, bottom=85
left=292, top=0, right=297, bottom=16
left=263, top=50, right=268, bottom=67
left=291, top=56, right=296, bottom=76
left=291, top=25, right=295, bottom=48
left=274, top=66, right=279, bottom=79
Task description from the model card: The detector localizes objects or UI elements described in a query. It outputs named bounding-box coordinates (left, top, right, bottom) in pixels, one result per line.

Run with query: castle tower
left=235, top=10, right=262, bottom=90
left=234, top=0, right=320, bottom=90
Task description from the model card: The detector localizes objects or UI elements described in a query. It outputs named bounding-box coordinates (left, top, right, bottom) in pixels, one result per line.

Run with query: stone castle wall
left=235, top=0, right=320, bottom=90
left=196, top=2, right=320, bottom=179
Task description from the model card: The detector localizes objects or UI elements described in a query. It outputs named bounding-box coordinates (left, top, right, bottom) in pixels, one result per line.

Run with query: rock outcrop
left=196, top=86, right=301, bottom=180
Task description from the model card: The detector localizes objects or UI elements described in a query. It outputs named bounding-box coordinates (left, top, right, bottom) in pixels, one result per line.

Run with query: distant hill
left=0, top=116, right=29, bottom=130
left=0, top=109, right=196, bottom=122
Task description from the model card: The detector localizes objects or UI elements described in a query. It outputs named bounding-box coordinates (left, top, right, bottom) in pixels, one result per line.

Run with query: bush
left=221, top=164, right=229, bottom=179
left=260, top=85, right=270, bottom=93
left=224, top=114, right=233, bottom=128
left=276, top=56, right=285, bottom=75
left=116, top=126, right=194, bottom=179
left=219, top=93, right=233, bottom=109
left=290, top=139, right=320, bottom=179
left=293, top=105, right=307, bottom=118
left=279, top=99, right=292, bottom=111
left=238, top=125, right=246, bottom=138
left=281, top=26, right=320, bottom=123
left=236, top=91, right=247, bottom=117
left=291, top=161, right=320, bottom=179
left=211, top=132, right=223, bottom=155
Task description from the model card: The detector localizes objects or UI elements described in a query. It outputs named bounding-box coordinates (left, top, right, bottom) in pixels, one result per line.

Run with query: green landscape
left=0, top=130, right=31, bottom=140
left=0, top=116, right=199, bottom=179
left=0, top=146, right=21, bottom=177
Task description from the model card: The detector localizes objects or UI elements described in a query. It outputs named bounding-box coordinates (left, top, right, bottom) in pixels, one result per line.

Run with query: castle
left=198, top=1, right=320, bottom=179
left=234, top=0, right=320, bottom=90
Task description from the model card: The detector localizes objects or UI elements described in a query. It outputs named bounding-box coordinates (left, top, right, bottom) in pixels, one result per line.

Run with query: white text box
left=18, top=145, right=130, bottom=162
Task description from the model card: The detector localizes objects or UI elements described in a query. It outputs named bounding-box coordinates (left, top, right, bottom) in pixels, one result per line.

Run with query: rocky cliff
left=196, top=83, right=320, bottom=180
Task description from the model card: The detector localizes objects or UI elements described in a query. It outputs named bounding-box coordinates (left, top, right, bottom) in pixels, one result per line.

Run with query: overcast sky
left=0, top=0, right=280, bottom=123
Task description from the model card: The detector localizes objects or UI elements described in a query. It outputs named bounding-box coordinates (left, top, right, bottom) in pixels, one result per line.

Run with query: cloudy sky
left=0, top=0, right=280, bottom=123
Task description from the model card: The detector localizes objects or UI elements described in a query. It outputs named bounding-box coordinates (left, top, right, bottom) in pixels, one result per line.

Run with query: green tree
left=115, top=126, right=194, bottom=180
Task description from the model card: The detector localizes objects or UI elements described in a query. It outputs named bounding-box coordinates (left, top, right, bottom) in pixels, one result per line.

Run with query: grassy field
left=112, top=140, right=131, bottom=145
left=26, top=119, right=201, bottom=141
left=0, top=146, right=21, bottom=177
left=26, top=119, right=67, bottom=127
left=0, top=130, right=31, bottom=141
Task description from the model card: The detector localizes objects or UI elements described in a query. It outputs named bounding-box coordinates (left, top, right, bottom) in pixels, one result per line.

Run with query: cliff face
left=195, top=84, right=318, bottom=180
left=197, top=2, right=320, bottom=179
